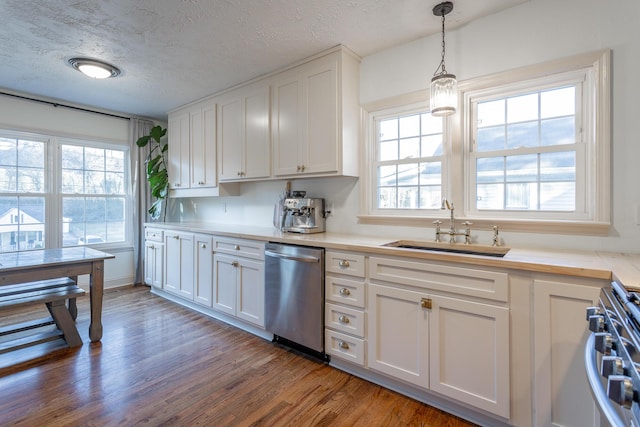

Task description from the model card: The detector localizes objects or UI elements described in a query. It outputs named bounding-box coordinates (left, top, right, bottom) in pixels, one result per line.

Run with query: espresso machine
left=281, top=196, right=326, bottom=234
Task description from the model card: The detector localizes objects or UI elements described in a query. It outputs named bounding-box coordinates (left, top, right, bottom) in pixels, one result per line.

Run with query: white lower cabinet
left=213, top=252, right=265, bottom=327
left=532, top=278, right=602, bottom=427
left=144, top=227, right=164, bottom=289
left=164, top=231, right=194, bottom=299
left=194, top=234, right=214, bottom=307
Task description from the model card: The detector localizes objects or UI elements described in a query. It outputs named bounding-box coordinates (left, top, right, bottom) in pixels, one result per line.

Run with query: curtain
left=130, top=118, right=154, bottom=285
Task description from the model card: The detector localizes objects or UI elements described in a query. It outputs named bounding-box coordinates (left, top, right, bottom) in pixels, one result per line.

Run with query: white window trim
left=359, top=49, right=611, bottom=236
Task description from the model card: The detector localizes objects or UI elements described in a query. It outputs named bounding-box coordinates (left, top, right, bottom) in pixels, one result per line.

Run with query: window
left=362, top=50, right=610, bottom=233
left=370, top=104, right=447, bottom=215
left=60, top=142, right=127, bottom=247
left=0, top=130, right=130, bottom=253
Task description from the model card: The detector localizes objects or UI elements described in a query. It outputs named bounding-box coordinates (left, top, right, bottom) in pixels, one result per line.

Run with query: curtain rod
left=0, top=90, right=131, bottom=121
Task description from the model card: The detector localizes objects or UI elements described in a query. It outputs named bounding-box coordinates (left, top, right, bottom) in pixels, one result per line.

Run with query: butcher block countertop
left=147, top=222, right=640, bottom=287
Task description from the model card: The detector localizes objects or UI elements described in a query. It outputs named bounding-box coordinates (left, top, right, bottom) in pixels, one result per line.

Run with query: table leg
left=89, top=260, right=104, bottom=342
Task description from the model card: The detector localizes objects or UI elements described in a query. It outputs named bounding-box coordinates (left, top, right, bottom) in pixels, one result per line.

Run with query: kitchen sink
left=382, top=240, right=510, bottom=257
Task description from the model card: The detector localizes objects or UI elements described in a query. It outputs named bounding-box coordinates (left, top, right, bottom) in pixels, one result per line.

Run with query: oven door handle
left=584, top=333, right=625, bottom=427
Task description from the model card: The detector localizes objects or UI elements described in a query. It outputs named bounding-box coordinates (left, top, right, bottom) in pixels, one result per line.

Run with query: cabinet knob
left=174, top=183, right=180, bottom=187
left=420, top=298, right=432, bottom=309
left=338, top=341, right=350, bottom=350
left=300, top=165, right=306, bottom=172
left=201, top=243, right=206, bottom=249
left=149, top=244, right=155, bottom=250
left=234, top=245, right=240, bottom=250
left=339, top=288, right=351, bottom=296
left=338, top=315, right=350, bottom=324
left=231, top=261, right=239, bottom=267
left=198, top=180, right=205, bottom=185
left=338, top=260, right=350, bottom=268
left=173, top=235, right=179, bottom=240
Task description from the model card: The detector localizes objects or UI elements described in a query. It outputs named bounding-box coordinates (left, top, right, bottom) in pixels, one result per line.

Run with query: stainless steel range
left=586, top=280, right=640, bottom=426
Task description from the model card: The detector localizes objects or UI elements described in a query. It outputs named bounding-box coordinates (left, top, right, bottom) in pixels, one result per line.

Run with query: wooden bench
left=0, top=277, right=85, bottom=353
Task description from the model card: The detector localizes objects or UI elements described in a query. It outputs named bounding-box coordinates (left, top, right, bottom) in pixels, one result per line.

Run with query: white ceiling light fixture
left=430, top=1, right=457, bottom=117
left=68, top=58, right=121, bottom=79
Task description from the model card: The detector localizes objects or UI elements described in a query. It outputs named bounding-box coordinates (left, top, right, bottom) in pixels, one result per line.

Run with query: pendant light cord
left=433, top=12, right=448, bottom=77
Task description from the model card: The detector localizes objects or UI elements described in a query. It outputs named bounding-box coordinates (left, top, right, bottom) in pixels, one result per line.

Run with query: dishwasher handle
left=265, top=249, right=320, bottom=263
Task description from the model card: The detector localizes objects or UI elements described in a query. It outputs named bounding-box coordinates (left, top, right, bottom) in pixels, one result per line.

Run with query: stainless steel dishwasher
left=264, top=242, right=325, bottom=355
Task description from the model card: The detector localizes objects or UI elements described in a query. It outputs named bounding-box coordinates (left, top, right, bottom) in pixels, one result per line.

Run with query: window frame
left=0, top=128, right=132, bottom=252
left=360, top=50, right=611, bottom=235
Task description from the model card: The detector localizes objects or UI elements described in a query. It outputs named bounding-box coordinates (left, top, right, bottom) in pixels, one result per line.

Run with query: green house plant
left=136, top=125, right=169, bottom=221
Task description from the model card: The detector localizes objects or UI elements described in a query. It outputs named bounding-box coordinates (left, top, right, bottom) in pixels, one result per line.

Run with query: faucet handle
left=462, top=221, right=473, bottom=227
left=492, top=225, right=500, bottom=246
left=433, top=220, right=443, bottom=226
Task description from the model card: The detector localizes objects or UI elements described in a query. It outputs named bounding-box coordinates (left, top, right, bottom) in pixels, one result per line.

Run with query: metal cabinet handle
left=149, top=244, right=155, bottom=250
left=338, top=315, right=350, bottom=324
left=338, top=341, right=350, bottom=350
left=231, top=261, right=239, bottom=267
left=339, top=288, right=351, bottom=296
left=338, top=260, right=350, bottom=268
left=173, top=235, right=179, bottom=240
left=421, top=298, right=432, bottom=309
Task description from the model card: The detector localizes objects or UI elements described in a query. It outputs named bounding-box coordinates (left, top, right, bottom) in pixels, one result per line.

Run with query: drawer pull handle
left=338, top=315, right=350, bottom=324
left=421, top=298, right=432, bottom=309
left=339, top=288, right=351, bottom=296
left=338, top=341, right=350, bottom=350
left=234, top=245, right=240, bottom=250
left=173, top=235, right=179, bottom=240
left=231, top=261, right=239, bottom=267
left=338, top=260, right=350, bottom=268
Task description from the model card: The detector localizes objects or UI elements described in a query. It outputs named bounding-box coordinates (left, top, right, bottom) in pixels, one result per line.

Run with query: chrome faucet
left=435, top=198, right=472, bottom=244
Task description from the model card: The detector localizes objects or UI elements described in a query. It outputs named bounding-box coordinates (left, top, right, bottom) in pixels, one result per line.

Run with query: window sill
left=357, top=215, right=610, bottom=236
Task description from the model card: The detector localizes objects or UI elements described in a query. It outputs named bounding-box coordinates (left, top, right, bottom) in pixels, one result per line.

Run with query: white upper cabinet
left=167, top=99, right=239, bottom=197
left=271, top=47, right=360, bottom=178
left=217, top=80, right=271, bottom=182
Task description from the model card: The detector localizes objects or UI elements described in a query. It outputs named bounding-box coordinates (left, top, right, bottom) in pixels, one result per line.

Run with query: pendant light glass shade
left=430, top=2, right=457, bottom=117
left=430, top=73, right=457, bottom=116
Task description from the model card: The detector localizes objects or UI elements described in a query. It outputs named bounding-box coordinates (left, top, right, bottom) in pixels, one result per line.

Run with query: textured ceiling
left=0, top=0, right=527, bottom=120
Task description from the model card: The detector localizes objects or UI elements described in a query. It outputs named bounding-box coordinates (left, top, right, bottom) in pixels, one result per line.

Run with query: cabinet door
left=272, top=69, right=303, bottom=176
left=167, top=110, right=190, bottom=189
left=217, top=95, right=243, bottom=181
left=144, top=241, right=155, bottom=286
left=236, top=258, right=265, bottom=327
left=190, top=101, right=217, bottom=188
left=152, top=242, right=164, bottom=289
left=429, top=295, right=510, bottom=418
left=194, top=234, right=213, bottom=307
left=303, top=54, right=338, bottom=174
left=164, top=231, right=194, bottom=299
left=533, top=280, right=601, bottom=427
left=212, top=253, right=237, bottom=316
left=367, top=283, right=429, bottom=387
left=243, top=84, right=271, bottom=179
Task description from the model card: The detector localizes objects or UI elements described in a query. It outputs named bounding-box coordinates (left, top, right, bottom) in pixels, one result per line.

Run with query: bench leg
left=68, top=298, right=77, bottom=321
left=46, top=300, right=83, bottom=347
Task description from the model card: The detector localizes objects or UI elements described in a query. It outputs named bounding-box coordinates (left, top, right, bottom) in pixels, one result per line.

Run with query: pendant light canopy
left=430, top=1, right=457, bottom=117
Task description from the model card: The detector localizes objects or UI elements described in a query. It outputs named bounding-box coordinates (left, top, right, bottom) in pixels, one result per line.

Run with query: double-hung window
left=0, top=130, right=130, bottom=253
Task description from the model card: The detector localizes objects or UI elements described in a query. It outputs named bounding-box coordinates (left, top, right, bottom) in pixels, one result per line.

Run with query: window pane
left=540, top=182, right=575, bottom=210
left=421, top=135, right=443, bottom=157
left=399, top=137, right=419, bottom=159
left=85, top=147, right=105, bottom=171
left=541, top=117, right=575, bottom=146
left=85, top=171, right=105, bottom=194
left=477, top=126, right=505, bottom=152
left=477, top=99, right=504, bottom=128
left=106, top=149, right=124, bottom=172
left=378, top=165, right=397, bottom=186
left=477, top=157, right=504, bottom=183
left=399, top=115, right=420, bottom=138
left=398, top=163, right=419, bottom=186
left=378, top=187, right=396, bottom=208
left=18, top=140, right=44, bottom=168
left=0, top=196, right=45, bottom=252
left=507, top=93, right=538, bottom=123
left=507, top=122, right=538, bottom=149
left=476, top=183, right=504, bottom=210
left=105, top=172, right=125, bottom=195
left=0, top=138, right=17, bottom=166
left=419, top=186, right=441, bottom=209
left=379, top=140, right=398, bottom=161
left=62, top=145, right=83, bottom=169
left=379, top=118, right=398, bottom=141
left=506, top=154, right=538, bottom=182
left=419, top=162, right=441, bottom=186
left=62, top=169, right=84, bottom=193
left=0, top=138, right=45, bottom=193
left=540, top=151, right=575, bottom=182
left=541, top=87, right=575, bottom=119
left=506, top=182, right=537, bottom=209
left=18, top=167, right=45, bottom=192
left=398, top=187, right=418, bottom=208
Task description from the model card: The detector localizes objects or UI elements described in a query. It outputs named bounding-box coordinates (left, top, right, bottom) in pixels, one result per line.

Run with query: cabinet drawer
left=325, top=303, right=365, bottom=337
left=326, top=251, right=365, bottom=277
left=213, top=236, right=265, bottom=260
left=326, top=276, right=365, bottom=308
left=325, top=329, right=365, bottom=365
left=369, top=256, right=508, bottom=302
left=145, top=228, right=164, bottom=242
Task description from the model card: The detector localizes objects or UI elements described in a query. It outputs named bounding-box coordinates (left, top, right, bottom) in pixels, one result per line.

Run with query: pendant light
left=430, top=1, right=457, bottom=117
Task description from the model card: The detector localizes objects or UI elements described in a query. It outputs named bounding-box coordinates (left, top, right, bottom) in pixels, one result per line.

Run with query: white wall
left=173, top=0, right=640, bottom=253
left=0, top=94, right=135, bottom=288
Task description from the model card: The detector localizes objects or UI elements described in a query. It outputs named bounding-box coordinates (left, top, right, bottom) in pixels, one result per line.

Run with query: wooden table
left=0, top=247, right=115, bottom=342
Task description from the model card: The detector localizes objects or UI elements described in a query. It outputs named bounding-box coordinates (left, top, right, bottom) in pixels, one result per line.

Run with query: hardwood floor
left=0, top=286, right=476, bottom=426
